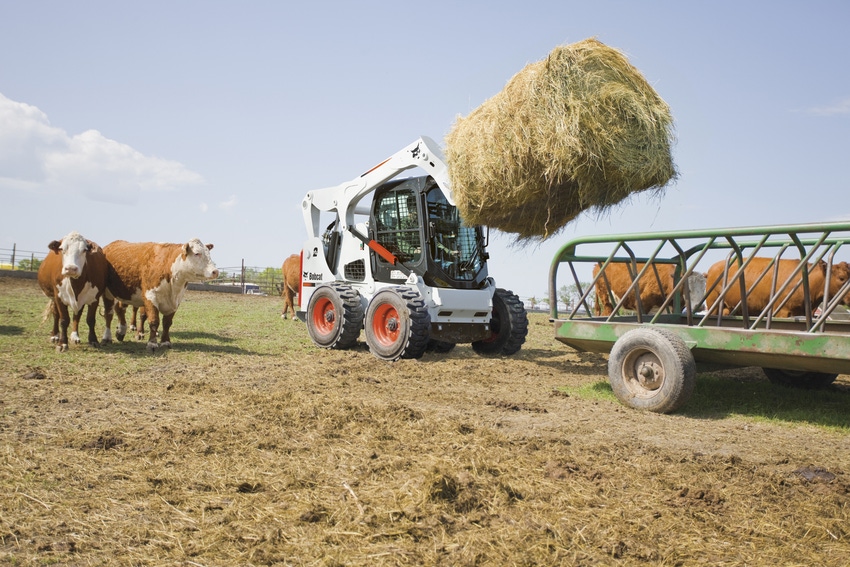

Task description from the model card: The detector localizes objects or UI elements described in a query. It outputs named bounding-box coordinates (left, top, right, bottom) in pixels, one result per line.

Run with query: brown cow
left=705, top=257, right=850, bottom=318
left=37, top=231, right=110, bottom=351
left=103, top=238, right=219, bottom=350
left=593, top=261, right=706, bottom=316
left=281, top=253, right=300, bottom=319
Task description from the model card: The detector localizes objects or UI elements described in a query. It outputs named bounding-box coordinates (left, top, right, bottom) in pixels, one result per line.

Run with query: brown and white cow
left=705, top=257, right=850, bottom=318
left=103, top=238, right=219, bottom=350
left=37, top=231, right=110, bottom=351
left=593, top=261, right=706, bottom=316
left=281, top=253, right=300, bottom=319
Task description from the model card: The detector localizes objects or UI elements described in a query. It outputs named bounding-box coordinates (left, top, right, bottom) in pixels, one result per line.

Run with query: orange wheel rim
left=372, top=302, right=400, bottom=346
left=312, top=296, right=335, bottom=335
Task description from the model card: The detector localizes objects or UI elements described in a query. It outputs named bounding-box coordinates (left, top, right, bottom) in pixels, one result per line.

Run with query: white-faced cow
left=281, top=253, right=300, bottom=319
left=103, top=238, right=219, bottom=351
left=37, top=231, right=110, bottom=351
left=593, top=261, right=706, bottom=316
left=705, top=257, right=850, bottom=318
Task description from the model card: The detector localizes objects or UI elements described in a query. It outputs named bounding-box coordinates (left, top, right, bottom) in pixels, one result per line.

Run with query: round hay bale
left=445, top=38, right=677, bottom=240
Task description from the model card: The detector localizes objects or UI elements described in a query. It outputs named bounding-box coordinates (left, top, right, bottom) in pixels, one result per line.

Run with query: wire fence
left=0, top=245, right=46, bottom=272
left=1, top=245, right=563, bottom=306
left=0, top=245, right=284, bottom=296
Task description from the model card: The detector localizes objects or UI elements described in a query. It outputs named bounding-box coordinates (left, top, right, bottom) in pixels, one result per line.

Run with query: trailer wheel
left=608, top=328, right=696, bottom=413
left=306, top=284, right=364, bottom=350
left=472, top=288, right=528, bottom=356
left=365, top=287, right=431, bottom=361
left=762, top=368, right=838, bottom=389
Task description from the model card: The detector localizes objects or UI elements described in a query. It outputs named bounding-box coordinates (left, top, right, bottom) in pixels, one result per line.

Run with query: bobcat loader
left=297, top=136, right=528, bottom=361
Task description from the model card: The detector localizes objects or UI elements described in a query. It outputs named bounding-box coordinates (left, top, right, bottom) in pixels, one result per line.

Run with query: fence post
left=11, top=244, right=15, bottom=270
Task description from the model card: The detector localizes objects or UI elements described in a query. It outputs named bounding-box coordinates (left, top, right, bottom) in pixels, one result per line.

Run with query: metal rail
left=549, top=221, right=850, bottom=374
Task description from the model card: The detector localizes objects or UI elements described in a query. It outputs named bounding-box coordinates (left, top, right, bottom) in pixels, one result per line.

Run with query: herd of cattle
left=37, top=230, right=218, bottom=351
left=592, top=258, right=850, bottom=318
left=32, top=231, right=850, bottom=353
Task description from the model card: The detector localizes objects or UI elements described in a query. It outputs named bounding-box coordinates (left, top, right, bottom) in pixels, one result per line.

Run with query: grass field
left=2, top=276, right=849, bottom=566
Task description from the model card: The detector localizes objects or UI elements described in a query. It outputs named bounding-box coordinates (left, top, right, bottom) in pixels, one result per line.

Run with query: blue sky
left=1, top=1, right=848, bottom=301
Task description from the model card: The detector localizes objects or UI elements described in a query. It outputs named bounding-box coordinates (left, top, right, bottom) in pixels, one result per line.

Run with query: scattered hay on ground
left=445, top=38, right=677, bottom=240
left=2, top=278, right=850, bottom=566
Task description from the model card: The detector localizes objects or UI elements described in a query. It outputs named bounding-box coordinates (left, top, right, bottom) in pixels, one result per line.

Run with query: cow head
left=830, top=261, right=850, bottom=306
left=48, top=231, right=92, bottom=278
left=180, top=238, right=219, bottom=280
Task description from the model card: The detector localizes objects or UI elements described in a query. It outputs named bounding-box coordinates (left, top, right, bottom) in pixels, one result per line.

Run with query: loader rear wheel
left=762, top=368, right=838, bottom=389
left=365, top=287, right=430, bottom=361
left=306, top=284, right=364, bottom=350
left=472, top=288, right=528, bottom=356
left=608, top=327, right=695, bottom=414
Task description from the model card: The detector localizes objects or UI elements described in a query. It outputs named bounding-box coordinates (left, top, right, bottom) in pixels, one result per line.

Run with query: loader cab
left=370, top=175, right=489, bottom=289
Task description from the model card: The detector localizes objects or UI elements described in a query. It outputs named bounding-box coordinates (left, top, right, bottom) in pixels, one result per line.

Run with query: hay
left=3, top=278, right=850, bottom=566
left=445, top=38, right=677, bottom=240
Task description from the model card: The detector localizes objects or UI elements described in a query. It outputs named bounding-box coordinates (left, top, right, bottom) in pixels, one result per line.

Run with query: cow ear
left=183, top=242, right=191, bottom=258
left=206, top=243, right=214, bottom=251
left=48, top=240, right=61, bottom=252
left=86, top=240, right=95, bottom=252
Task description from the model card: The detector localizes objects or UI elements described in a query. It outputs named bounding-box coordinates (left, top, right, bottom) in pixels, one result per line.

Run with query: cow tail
left=41, top=300, right=53, bottom=324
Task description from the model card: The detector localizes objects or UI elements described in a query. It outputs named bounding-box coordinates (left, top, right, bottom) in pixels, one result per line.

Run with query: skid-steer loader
left=297, top=136, right=528, bottom=361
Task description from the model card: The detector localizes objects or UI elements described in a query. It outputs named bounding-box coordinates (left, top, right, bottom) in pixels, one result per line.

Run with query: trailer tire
left=472, top=288, right=528, bottom=356
left=365, top=287, right=431, bottom=361
left=608, top=327, right=696, bottom=413
left=306, top=284, right=364, bottom=350
left=762, top=368, right=838, bottom=389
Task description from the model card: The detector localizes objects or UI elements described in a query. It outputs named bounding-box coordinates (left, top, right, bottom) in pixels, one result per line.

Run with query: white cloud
left=219, top=195, right=238, bottom=210
left=806, top=97, right=850, bottom=116
left=200, top=202, right=209, bottom=213
left=0, top=92, right=203, bottom=204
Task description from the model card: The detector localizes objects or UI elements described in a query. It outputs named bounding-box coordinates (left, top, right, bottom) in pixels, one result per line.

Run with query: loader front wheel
left=306, top=284, right=364, bottom=350
left=608, top=327, right=696, bottom=413
left=472, top=288, right=528, bottom=356
left=365, top=287, right=430, bottom=361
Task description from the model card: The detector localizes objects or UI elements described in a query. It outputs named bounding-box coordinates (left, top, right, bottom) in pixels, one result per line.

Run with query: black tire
left=364, top=287, right=430, bottom=361
left=762, top=368, right=838, bottom=389
left=472, top=288, right=528, bottom=356
left=608, top=327, right=696, bottom=413
left=426, top=339, right=456, bottom=353
left=306, top=284, right=364, bottom=350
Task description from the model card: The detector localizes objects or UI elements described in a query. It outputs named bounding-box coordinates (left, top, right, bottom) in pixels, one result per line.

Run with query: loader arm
left=300, top=136, right=453, bottom=239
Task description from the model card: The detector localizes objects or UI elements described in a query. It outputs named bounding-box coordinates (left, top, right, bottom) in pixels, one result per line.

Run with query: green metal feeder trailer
left=549, top=221, right=850, bottom=413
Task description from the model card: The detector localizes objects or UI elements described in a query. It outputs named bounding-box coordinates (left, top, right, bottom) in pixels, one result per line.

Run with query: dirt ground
left=1, top=276, right=849, bottom=566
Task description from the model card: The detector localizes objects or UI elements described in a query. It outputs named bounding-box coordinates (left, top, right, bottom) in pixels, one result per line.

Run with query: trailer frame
left=549, top=221, right=850, bottom=412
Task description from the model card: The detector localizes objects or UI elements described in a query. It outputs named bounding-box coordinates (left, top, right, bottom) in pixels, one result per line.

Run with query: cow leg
left=70, top=308, right=84, bottom=344
left=285, top=287, right=298, bottom=320
left=101, top=295, right=115, bottom=344
left=56, top=302, right=71, bottom=352
left=48, top=300, right=60, bottom=343
left=136, top=307, right=147, bottom=341
left=113, top=302, right=128, bottom=342
left=159, top=312, right=175, bottom=348
left=144, top=302, right=161, bottom=351
left=85, top=302, right=100, bottom=347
